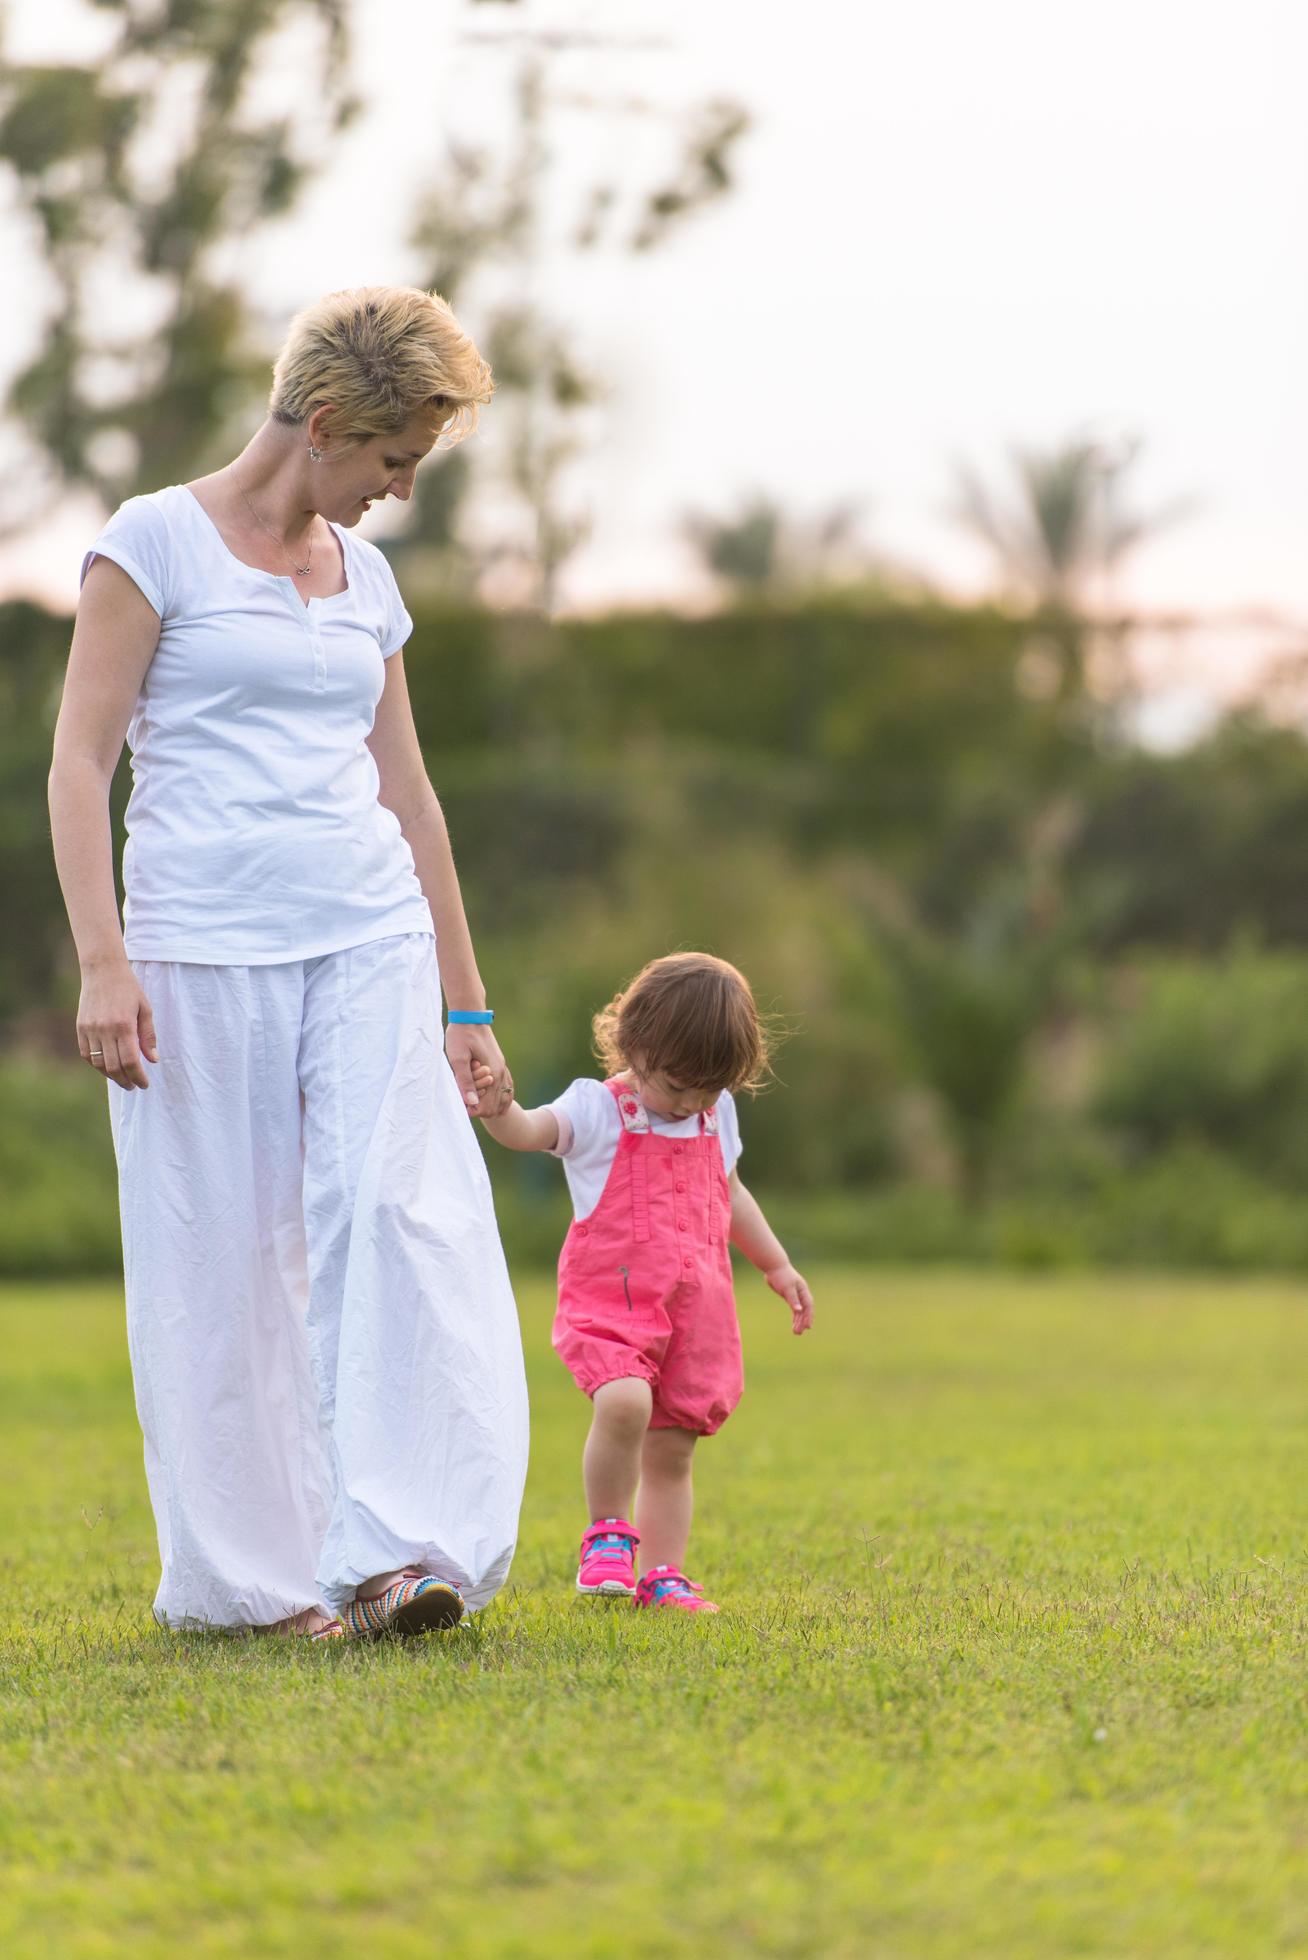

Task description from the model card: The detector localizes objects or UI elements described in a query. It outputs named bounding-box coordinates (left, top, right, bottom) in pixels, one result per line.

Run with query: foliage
left=874, top=914, right=1054, bottom=1206
left=0, top=0, right=356, bottom=519
left=400, top=16, right=749, bottom=606
left=18, top=580, right=1308, bottom=1269
left=0, top=1059, right=121, bottom=1275
left=1068, top=713, right=1308, bottom=950
left=1093, top=947, right=1308, bottom=1188
left=3, top=1273, right=1307, bottom=1955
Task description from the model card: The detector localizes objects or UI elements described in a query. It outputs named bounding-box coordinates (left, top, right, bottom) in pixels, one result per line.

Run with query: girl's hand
left=765, top=1261, right=815, bottom=1335
left=78, top=956, right=158, bottom=1091
left=472, top=1058, right=509, bottom=1121
left=444, top=1020, right=513, bottom=1116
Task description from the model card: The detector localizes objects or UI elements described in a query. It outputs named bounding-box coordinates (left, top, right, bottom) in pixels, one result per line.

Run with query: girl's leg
left=634, top=1426, right=698, bottom=1571
left=582, top=1377, right=653, bottom=1521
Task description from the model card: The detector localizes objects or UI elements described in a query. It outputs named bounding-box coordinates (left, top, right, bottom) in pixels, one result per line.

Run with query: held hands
left=466, top=1055, right=514, bottom=1119
left=444, top=1020, right=513, bottom=1117
left=765, top=1261, right=815, bottom=1335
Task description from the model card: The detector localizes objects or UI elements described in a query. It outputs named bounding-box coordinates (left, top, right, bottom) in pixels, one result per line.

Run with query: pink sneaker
left=577, top=1517, right=639, bottom=1596
left=634, top=1565, right=719, bottom=1613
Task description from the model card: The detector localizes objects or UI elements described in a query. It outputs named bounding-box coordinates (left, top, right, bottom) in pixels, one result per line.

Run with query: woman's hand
left=444, top=1021, right=513, bottom=1116
left=78, top=956, right=158, bottom=1091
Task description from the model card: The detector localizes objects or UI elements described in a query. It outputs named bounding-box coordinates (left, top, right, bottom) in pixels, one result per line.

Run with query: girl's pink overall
left=553, top=1080, right=744, bottom=1435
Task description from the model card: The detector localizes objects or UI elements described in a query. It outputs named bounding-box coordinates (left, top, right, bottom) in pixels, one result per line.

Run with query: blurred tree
left=864, top=800, right=1084, bottom=1206
left=873, top=902, right=1068, bottom=1207
left=952, top=434, right=1190, bottom=702
left=1093, top=945, right=1308, bottom=1192
left=681, top=492, right=888, bottom=600
left=1067, top=713, right=1308, bottom=950
left=0, top=0, right=356, bottom=524
left=395, top=0, right=749, bottom=610
left=954, top=435, right=1152, bottom=612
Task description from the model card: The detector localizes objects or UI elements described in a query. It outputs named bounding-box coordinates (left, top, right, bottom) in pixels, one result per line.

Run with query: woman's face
left=321, top=405, right=448, bottom=526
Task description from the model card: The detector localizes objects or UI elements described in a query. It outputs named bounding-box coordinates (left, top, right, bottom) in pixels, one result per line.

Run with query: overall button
left=683, top=1257, right=693, bottom=1270
left=677, top=1219, right=688, bottom=1231
left=577, top=1225, right=589, bottom=1237
left=673, top=1144, right=684, bottom=1156
left=675, top=1180, right=687, bottom=1193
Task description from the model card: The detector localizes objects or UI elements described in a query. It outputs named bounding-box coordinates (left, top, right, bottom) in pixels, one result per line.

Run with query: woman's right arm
left=48, top=556, right=162, bottom=1091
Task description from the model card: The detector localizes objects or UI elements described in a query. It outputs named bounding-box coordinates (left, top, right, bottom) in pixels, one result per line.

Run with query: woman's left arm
left=367, top=648, right=510, bottom=1116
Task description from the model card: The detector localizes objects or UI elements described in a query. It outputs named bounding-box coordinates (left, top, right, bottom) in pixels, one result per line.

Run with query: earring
left=308, top=442, right=324, bottom=462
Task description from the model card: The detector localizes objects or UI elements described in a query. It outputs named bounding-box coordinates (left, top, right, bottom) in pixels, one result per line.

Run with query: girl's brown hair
left=592, top=952, right=773, bottom=1094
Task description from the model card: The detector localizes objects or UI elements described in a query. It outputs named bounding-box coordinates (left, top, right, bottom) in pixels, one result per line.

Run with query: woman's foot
left=343, top=1567, right=465, bottom=1638
left=634, top=1565, right=719, bottom=1613
left=577, top=1517, right=640, bottom=1596
left=259, top=1606, right=344, bottom=1640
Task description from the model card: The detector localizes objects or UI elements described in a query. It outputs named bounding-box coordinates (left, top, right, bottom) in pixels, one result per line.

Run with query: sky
left=1, top=0, right=1304, bottom=720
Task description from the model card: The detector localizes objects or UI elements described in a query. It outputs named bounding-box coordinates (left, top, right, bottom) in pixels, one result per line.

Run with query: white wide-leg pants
left=108, top=932, right=529, bottom=1629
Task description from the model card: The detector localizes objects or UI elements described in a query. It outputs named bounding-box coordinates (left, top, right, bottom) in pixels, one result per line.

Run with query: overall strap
left=605, top=1079, right=651, bottom=1243
left=698, top=1102, right=723, bottom=1241
left=607, top=1080, right=650, bottom=1134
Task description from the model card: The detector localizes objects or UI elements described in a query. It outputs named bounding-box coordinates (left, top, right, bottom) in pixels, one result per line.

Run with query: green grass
left=1, top=1270, right=1306, bottom=1957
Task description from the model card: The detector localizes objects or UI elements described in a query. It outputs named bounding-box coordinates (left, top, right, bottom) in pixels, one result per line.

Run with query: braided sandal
left=343, top=1568, right=465, bottom=1639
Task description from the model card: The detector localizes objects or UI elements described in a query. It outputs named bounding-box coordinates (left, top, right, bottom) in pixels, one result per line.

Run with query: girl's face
left=627, top=1061, right=721, bottom=1122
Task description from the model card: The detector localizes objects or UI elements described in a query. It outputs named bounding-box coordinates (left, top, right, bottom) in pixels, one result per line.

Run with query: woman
left=48, top=286, right=529, bottom=1640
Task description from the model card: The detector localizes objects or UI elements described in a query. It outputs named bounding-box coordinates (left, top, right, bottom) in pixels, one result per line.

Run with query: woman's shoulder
left=96, top=483, right=187, bottom=537
left=336, top=532, right=412, bottom=652
left=82, top=486, right=190, bottom=613
left=340, top=529, right=400, bottom=589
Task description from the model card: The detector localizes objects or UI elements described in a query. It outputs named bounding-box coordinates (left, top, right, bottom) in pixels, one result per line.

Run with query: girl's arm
left=728, top=1169, right=815, bottom=1334
left=477, top=1091, right=560, bottom=1154
left=367, top=650, right=505, bottom=1114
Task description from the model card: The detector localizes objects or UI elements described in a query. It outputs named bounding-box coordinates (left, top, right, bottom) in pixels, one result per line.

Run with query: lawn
left=1, top=1269, right=1306, bottom=1958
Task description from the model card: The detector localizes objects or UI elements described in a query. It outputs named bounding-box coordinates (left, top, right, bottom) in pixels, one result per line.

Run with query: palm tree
left=682, top=494, right=882, bottom=599
left=953, top=433, right=1182, bottom=614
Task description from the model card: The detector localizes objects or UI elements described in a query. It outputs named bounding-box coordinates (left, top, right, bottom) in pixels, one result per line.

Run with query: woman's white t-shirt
left=82, top=484, right=435, bottom=964
left=546, top=1077, right=743, bottom=1221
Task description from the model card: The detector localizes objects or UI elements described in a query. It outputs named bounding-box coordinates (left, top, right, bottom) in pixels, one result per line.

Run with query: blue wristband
left=448, top=1009, right=494, bottom=1025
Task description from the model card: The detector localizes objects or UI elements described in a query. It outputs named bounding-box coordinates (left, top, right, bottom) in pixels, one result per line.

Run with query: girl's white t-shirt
left=81, top=484, right=435, bottom=964
left=546, top=1077, right=743, bottom=1221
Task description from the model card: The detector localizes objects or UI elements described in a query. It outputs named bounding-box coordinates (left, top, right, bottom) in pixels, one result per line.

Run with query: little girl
left=475, top=951, right=814, bottom=1613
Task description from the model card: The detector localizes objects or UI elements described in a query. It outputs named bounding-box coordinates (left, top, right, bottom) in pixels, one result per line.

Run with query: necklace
left=229, top=464, right=314, bottom=577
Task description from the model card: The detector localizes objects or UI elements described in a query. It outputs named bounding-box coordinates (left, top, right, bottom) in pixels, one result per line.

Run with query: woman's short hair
left=592, top=952, right=775, bottom=1095
left=269, top=286, right=493, bottom=449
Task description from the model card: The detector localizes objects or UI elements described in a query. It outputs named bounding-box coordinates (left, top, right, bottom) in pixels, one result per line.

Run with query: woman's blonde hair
left=269, top=285, right=492, bottom=449
left=592, top=952, right=774, bottom=1095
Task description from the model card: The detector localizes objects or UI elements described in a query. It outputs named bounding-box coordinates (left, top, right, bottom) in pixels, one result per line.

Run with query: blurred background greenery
left=3, top=0, right=1307, bottom=1277
left=13, top=585, right=1308, bottom=1277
